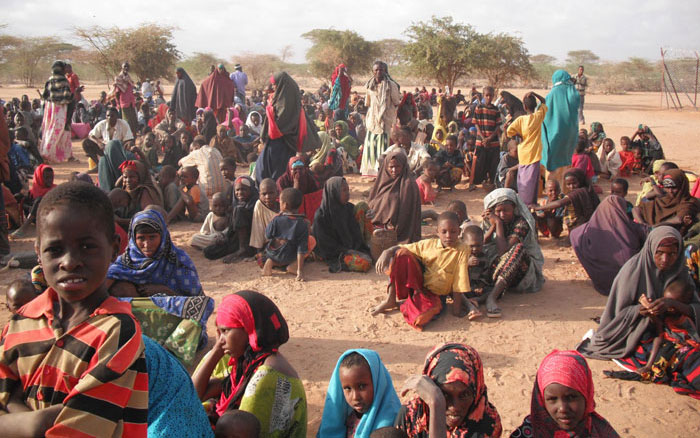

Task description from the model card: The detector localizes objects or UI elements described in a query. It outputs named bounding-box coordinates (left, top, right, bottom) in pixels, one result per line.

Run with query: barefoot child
left=373, top=211, right=472, bottom=330
left=416, top=160, right=439, bottom=205
left=5, top=279, right=37, bottom=313
left=462, top=225, right=490, bottom=320
left=434, top=135, right=464, bottom=190
left=610, top=178, right=633, bottom=218
left=597, top=138, right=622, bottom=180
left=0, top=182, right=149, bottom=437
left=446, top=200, right=471, bottom=241
left=318, top=350, right=401, bottom=438
left=191, top=192, right=230, bottom=249
left=166, top=166, right=209, bottom=223
left=262, top=188, right=309, bottom=281
left=496, top=140, right=519, bottom=190
left=535, top=180, right=565, bottom=238
left=250, top=178, right=280, bottom=253
left=158, top=164, right=180, bottom=213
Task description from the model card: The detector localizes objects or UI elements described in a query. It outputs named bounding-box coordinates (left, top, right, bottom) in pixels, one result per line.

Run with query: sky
left=3, top=0, right=699, bottom=65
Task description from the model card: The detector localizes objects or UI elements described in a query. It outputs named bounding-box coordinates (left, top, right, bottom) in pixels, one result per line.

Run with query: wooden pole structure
left=695, top=51, right=699, bottom=108
left=661, top=48, right=683, bottom=109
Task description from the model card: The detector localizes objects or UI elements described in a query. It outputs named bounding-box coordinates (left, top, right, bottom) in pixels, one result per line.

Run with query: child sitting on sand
left=535, top=180, right=565, bottom=239
left=618, top=136, right=635, bottom=177
left=191, top=192, right=229, bottom=249
left=158, top=164, right=180, bottom=212
left=318, top=349, right=401, bottom=438
left=372, top=211, right=472, bottom=330
left=610, top=178, right=634, bottom=218
left=571, top=138, right=595, bottom=181
left=597, top=138, right=622, bottom=180
left=5, top=279, right=36, bottom=313
left=462, top=225, right=490, bottom=320
left=434, top=134, right=464, bottom=190
left=250, top=178, right=281, bottom=253
left=165, top=166, right=209, bottom=223
left=496, top=140, right=518, bottom=190
left=416, top=160, right=439, bottom=205
left=262, top=187, right=310, bottom=281
left=446, top=200, right=471, bottom=240
left=0, top=182, right=149, bottom=437
left=219, top=156, right=237, bottom=200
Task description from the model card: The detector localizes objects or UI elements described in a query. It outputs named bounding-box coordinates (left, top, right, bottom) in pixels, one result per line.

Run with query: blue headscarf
left=318, top=349, right=400, bottom=438
left=542, top=70, right=581, bottom=171
left=107, top=209, right=203, bottom=296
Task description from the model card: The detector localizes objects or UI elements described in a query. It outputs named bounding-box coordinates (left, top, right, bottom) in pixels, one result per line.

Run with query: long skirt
left=517, top=161, right=540, bottom=205
left=389, top=249, right=442, bottom=330
left=360, top=132, right=388, bottom=177
left=40, top=101, right=72, bottom=162
left=121, top=105, right=138, bottom=135
left=254, top=137, right=295, bottom=184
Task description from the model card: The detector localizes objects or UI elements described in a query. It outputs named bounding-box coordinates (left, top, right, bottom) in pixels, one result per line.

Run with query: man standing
left=229, top=64, right=248, bottom=104
left=113, top=62, right=138, bottom=135
left=360, top=60, right=400, bottom=177
left=572, top=65, right=587, bottom=125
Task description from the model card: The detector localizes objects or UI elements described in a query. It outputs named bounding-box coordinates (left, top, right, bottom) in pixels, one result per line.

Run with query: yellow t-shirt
left=507, top=104, right=548, bottom=166
left=400, top=238, right=471, bottom=295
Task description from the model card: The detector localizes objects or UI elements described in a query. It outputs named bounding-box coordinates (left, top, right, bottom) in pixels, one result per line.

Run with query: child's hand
left=468, top=255, right=480, bottom=267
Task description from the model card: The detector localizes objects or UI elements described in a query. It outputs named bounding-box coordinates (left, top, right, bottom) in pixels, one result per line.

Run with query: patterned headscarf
left=107, top=209, right=202, bottom=296
left=215, top=291, right=289, bottom=416
left=399, top=343, right=502, bottom=438
left=510, top=350, right=619, bottom=438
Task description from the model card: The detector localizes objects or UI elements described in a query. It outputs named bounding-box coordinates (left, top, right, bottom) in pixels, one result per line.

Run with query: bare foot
left=371, top=298, right=398, bottom=315
left=286, top=261, right=298, bottom=275
left=262, top=259, right=274, bottom=276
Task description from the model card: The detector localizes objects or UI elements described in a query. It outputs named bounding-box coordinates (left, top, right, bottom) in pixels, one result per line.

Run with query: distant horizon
left=3, top=0, right=699, bottom=67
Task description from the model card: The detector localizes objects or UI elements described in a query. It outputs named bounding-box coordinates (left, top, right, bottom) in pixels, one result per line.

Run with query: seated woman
left=630, top=124, right=665, bottom=173
left=368, top=149, right=421, bottom=244
left=312, top=176, right=371, bottom=273
left=309, top=132, right=343, bottom=186
left=510, top=350, right=619, bottom=438
left=115, top=160, right=164, bottom=227
left=334, top=120, right=360, bottom=167
left=531, top=168, right=600, bottom=239
left=245, top=110, right=262, bottom=136
left=11, top=164, right=56, bottom=237
left=192, top=291, right=307, bottom=438
left=578, top=226, right=700, bottom=363
left=98, top=139, right=130, bottom=192
left=277, top=156, right=323, bottom=223
left=633, top=168, right=700, bottom=230
left=107, top=209, right=203, bottom=297
left=570, top=195, right=648, bottom=296
left=481, top=188, right=545, bottom=318
left=396, top=343, right=502, bottom=438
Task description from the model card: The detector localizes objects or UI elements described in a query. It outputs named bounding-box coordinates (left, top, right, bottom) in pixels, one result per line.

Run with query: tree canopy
left=2, top=37, right=76, bottom=86
left=74, top=24, right=180, bottom=83
left=474, top=32, right=532, bottom=91
left=302, top=29, right=379, bottom=79
left=179, top=52, right=227, bottom=80
left=566, top=50, right=600, bottom=66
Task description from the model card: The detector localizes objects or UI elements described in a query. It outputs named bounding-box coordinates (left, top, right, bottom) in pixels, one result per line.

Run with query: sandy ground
left=2, top=84, right=700, bottom=436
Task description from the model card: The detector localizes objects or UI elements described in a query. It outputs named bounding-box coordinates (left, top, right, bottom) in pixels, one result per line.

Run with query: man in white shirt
left=178, top=135, right=225, bottom=197
left=82, top=107, right=134, bottom=171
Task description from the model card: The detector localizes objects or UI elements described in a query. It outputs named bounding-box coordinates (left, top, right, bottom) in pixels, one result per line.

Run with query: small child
left=610, top=178, right=634, bottom=218
left=446, top=200, right=471, bottom=241
left=219, top=156, right=237, bottom=201
left=190, top=192, right=230, bottom=249
left=158, top=164, right=180, bottom=212
left=250, top=178, right=280, bottom=251
left=372, top=211, right=472, bottom=330
left=571, top=138, right=594, bottom=180
left=262, top=187, right=310, bottom=281
left=215, top=410, right=261, bottom=438
left=636, top=279, right=697, bottom=377
left=416, top=160, right=439, bottom=205
left=618, top=136, right=635, bottom=177
left=5, top=279, right=36, bottom=313
left=496, top=139, right=519, bottom=190
left=318, top=350, right=401, bottom=438
left=597, top=138, right=622, bottom=180
left=535, top=180, right=565, bottom=238
left=166, top=166, right=210, bottom=223
left=631, top=145, right=644, bottom=175
left=0, top=182, right=148, bottom=436
left=434, top=134, right=464, bottom=189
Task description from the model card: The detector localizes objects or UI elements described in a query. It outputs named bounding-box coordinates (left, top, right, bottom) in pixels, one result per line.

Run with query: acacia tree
left=74, top=24, right=180, bottom=83
left=376, top=38, right=406, bottom=67
left=179, top=52, right=226, bottom=80
left=566, top=50, right=600, bottom=66
left=4, top=37, right=75, bottom=86
left=302, top=29, right=379, bottom=79
left=403, top=16, right=480, bottom=91
left=474, top=33, right=532, bottom=90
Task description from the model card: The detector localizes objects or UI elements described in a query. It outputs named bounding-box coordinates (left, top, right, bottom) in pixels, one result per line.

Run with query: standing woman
left=171, top=67, right=197, bottom=125
left=541, top=70, right=580, bottom=184
left=254, top=72, right=320, bottom=184
left=39, top=61, right=73, bottom=163
left=114, top=62, right=139, bottom=135
left=361, top=61, right=400, bottom=177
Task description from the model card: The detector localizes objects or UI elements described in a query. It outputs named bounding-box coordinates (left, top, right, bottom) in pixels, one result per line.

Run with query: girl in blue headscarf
left=542, top=70, right=580, bottom=174
left=107, top=209, right=203, bottom=296
left=318, top=349, right=401, bottom=438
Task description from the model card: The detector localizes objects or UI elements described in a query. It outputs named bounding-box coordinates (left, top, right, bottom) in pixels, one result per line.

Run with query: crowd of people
left=0, top=56, right=699, bottom=438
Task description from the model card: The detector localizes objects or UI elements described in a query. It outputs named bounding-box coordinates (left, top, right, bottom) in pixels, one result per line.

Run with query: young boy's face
left=603, top=140, right=614, bottom=153
left=211, top=196, right=227, bottom=217
left=445, top=138, right=457, bottom=153
left=545, top=181, right=561, bottom=201
left=338, top=363, right=374, bottom=415
left=43, top=168, right=54, bottom=187
left=426, top=164, right=440, bottom=181
left=220, top=163, right=237, bottom=181
left=179, top=169, right=197, bottom=188
left=235, top=184, right=251, bottom=202
left=437, top=218, right=460, bottom=248
left=633, top=148, right=643, bottom=159
left=564, top=175, right=580, bottom=192
left=135, top=231, right=161, bottom=258
left=483, top=89, right=493, bottom=104
left=465, top=234, right=483, bottom=256
left=610, top=183, right=627, bottom=198
left=259, top=184, right=278, bottom=209
left=36, top=206, right=119, bottom=302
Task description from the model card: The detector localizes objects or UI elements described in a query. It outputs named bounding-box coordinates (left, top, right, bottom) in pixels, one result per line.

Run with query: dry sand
left=2, top=84, right=700, bottom=436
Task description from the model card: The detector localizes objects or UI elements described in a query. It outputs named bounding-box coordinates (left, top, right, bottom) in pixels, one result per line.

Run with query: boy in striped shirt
left=0, top=182, right=148, bottom=437
left=469, top=86, right=502, bottom=190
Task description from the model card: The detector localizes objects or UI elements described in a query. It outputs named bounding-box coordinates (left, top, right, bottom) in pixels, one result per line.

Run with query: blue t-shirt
left=264, top=213, right=309, bottom=264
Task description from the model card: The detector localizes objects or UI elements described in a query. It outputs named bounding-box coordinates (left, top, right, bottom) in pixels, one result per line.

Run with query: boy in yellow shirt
left=506, top=91, right=547, bottom=205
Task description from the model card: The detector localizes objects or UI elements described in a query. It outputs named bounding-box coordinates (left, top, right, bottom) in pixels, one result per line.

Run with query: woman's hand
left=375, top=249, right=395, bottom=275
left=401, top=375, right=446, bottom=409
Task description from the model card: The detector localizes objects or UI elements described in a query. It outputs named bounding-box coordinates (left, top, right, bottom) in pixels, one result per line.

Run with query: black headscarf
left=201, top=109, right=218, bottom=143
left=261, top=71, right=320, bottom=153
left=312, top=176, right=370, bottom=263
left=172, top=67, right=197, bottom=123
left=565, top=167, right=600, bottom=227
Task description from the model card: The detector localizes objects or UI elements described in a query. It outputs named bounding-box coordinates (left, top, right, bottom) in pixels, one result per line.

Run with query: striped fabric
left=474, top=104, right=502, bottom=147
left=43, top=75, right=73, bottom=105
left=0, top=288, right=148, bottom=437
